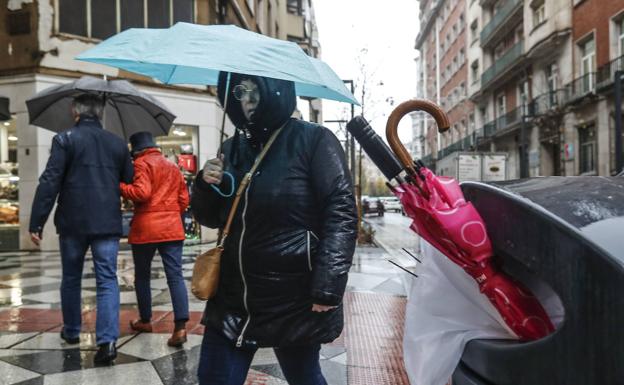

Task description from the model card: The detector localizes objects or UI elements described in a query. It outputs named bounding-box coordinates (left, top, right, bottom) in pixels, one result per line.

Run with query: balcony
left=421, top=153, right=435, bottom=169
left=477, top=106, right=527, bottom=145
left=437, top=135, right=476, bottom=160
left=563, top=72, right=597, bottom=104
left=481, top=40, right=524, bottom=89
left=480, top=0, right=523, bottom=48
left=529, top=90, right=567, bottom=116
left=597, top=55, right=624, bottom=90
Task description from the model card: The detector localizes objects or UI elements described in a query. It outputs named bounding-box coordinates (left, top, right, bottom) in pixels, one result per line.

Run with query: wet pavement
left=0, top=214, right=413, bottom=384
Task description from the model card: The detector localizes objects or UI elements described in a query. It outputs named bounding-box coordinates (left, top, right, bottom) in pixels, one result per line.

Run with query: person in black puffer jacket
left=192, top=72, right=357, bottom=385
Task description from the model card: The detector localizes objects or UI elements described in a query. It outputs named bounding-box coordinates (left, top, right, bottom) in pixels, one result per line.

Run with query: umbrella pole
left=218, top=72, right=232, bottom=155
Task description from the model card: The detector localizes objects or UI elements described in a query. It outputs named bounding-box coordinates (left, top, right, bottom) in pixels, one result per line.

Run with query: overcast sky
left=311, top=0, right=419, bottom=143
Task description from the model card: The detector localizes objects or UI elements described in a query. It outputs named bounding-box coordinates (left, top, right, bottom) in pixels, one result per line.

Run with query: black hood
left=217, top=72, right=296, bottom=135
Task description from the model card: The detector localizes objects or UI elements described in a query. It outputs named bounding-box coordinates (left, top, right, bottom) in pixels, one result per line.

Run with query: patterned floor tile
left=0, top=332, right=39, bottom=348
left=0, top=348, right=145, bottom=375
left=40, top=361, right=162, bottom=385
left=21, top=290, right=96, bottom=304
left=151, top=345, right=200, bottom=385
left=117, top=333, right=202, bottom=360
left=2, top=277, right=61, bottom=289
left=244, top=348, right=276, bottom=366
left=9, top=332, right=134, bottom=351
left=0, top=359, right=40, bottom=384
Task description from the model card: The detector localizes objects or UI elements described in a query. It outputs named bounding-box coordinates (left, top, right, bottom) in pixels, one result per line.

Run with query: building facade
left=0, top=0, right=320, bottom=251
left=415, top=0, right=475, bottom=168
left=417, top=0, right=624, bottom=180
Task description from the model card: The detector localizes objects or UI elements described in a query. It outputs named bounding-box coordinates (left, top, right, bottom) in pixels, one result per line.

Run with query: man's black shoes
left=60, top=330, right=80, bottom=345
left=94, top=342, right=117, bottom=365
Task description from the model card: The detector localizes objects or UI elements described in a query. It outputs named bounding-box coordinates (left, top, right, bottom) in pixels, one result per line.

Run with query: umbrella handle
left=385, top=99, right=450, bottom=173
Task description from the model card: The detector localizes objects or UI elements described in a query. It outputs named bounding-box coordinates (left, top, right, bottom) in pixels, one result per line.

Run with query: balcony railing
left=421, top=154, right=435, bottom=168
left=496, top=105, right=525, bottom=131
left=529, top=90, right=567, bottom=116
left=437, top=135, right=476, bottom=159
left=480, top=0, right=523, bottom=47
left=563, top=72, right=597, bottom=103
left=481, top=40, right=524, bottom=88
left=597, top=55, right=624, bottom=89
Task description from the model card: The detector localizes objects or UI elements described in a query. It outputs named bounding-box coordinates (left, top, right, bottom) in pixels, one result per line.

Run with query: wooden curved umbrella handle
left=386, top=99, right=450, bottom=173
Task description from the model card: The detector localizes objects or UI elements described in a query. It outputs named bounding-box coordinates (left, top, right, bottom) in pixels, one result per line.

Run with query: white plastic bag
left=402, top=240, right=564, bottom=385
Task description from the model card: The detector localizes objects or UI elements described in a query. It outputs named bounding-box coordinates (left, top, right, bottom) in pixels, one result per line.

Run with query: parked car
left=362, top=197, right=384, bottom=216
left=380, top=196, right=402, bottom=213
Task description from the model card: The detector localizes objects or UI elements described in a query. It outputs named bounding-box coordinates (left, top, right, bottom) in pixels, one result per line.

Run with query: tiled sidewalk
left=0, top=227, right=411, bottom=385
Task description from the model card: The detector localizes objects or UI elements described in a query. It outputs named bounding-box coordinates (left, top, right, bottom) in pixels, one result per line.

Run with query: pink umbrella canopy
left=386, top=100, right=554, bottom=340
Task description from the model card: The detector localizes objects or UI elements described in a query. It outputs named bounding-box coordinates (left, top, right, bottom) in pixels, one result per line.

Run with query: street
left=0, top=213, right=416, bottom=385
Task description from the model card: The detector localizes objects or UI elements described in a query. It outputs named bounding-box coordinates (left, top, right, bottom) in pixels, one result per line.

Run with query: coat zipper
left=306, top=231, right=312, bottom=271
left=306, top=231, right=318, bottom=271
left=236, top=176, right=253, bottom=348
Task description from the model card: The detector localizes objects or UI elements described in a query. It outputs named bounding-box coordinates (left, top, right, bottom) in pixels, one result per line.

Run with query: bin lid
left=491, top=177, right=624, bottom=260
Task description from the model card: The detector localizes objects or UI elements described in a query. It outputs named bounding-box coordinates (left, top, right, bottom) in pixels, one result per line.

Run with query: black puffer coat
left=192, top=73, right=357, bottom=348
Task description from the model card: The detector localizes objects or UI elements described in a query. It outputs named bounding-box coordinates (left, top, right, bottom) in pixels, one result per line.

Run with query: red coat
left=121, top=148, right=189, bottom=244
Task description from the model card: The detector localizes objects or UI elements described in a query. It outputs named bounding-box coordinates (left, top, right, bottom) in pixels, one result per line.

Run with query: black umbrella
left=26, top=76, right=176, bottom=140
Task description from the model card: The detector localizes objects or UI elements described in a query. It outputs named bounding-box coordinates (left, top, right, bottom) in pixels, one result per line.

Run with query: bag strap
left=218, top=125, right=284, bottom=247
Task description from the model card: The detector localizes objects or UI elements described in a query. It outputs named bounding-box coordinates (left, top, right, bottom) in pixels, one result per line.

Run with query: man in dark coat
left=29, top=93, right=133, bottom=364
left=192, top=72, right=357, bottom=385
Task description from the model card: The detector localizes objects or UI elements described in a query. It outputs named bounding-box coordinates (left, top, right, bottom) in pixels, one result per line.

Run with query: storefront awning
left=0, top=97, right=9, bottom=121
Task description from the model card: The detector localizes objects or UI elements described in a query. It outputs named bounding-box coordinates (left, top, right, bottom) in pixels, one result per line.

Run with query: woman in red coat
left=121, top=131, right=190, bottom=347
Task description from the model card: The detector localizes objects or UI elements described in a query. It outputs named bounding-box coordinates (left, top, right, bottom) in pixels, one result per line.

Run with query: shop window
left=57, top=0, right=194, bottom=39
left=148, top=0, right=170, bottom=28
left=579, top=124, right=597, bottom=175
left=58, top=0, right=87, bottom=37
left=0, top=117, right=19, bottom=242
left=173, top=0, right=194, bottom=24
left=91, top=0, right=117, bottom=39
left=121, top=0, right=144, bottom=30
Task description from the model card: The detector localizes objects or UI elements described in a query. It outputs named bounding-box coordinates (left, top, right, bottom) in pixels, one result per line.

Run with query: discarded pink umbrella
left=347, top=100, right=554, bottom=340
left=385, top=100, right=554, bottom=340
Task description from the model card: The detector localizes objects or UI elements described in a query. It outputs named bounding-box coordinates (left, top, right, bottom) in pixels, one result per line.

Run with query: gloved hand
left=202, top=154, right=224, bottom=185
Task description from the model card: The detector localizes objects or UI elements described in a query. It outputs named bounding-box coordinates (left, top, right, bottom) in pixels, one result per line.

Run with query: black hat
left=129, top=131, right=157, bottom=154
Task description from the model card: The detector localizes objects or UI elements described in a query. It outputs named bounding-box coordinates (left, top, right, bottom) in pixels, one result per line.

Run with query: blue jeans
left=197, top=327, right=328, bottom=385
left=59, top=235, right=120, bottom=345
left=132, top=241, right=189, bottom=323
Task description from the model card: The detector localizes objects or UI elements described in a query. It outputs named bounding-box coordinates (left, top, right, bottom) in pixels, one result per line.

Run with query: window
left=471, top=60, right=479, bottom=84
left=546, top=63, right=559, bottom=91
left=58, top=0, right=195, bottom=39
left=287, top=0, right=302, bottom=15
left=470, top=19, right=478, bottom=43
left=579, top=124, right=597, bottom=174
left=580, top=37, right=596, bottom=92
left=517, top=81, right=528, bottom=113
left=532, top=0, right=545, bottom=28
left=459, top=48, right=465, bottom=64
left=497, top=93, right=506, bottom=118
left=618, top=18, right=624, bottom=57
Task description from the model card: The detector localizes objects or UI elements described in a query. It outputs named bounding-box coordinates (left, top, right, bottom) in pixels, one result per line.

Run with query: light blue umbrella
left=76, top=23, right=358, bottom=105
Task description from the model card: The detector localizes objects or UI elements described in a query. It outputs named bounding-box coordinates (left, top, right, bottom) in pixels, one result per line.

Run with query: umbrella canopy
left=385, top=100, right=554, bottom=341
left=75, top=23, right=359, bottom=105
left=26, top=76, right=176, bottom=140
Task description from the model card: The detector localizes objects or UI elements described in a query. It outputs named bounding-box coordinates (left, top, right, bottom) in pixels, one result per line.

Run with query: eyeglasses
left=232, top=84, right=260, bottom=101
